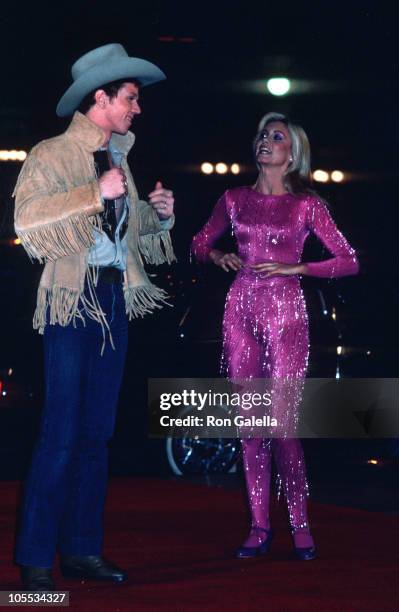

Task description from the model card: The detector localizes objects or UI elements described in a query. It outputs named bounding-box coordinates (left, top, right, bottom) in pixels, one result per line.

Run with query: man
left=13, top=43, right=175, bottom=591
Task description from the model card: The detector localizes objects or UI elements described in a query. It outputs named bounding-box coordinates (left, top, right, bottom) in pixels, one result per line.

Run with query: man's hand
left=148, top=180, right=174, bottom=219
left=99, top=168, right=127, bottom=200
left=249, top=262, right=306, bottom=277
left=210, top=249, right=243, bottom=272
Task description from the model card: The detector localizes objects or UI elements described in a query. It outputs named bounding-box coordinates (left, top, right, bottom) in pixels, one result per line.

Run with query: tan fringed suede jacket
left=13, top=112, right=176, bottom=334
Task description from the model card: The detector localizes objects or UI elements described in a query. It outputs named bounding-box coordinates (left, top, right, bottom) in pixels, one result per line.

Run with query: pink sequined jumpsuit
left=192, top=186, right=359, bottom=539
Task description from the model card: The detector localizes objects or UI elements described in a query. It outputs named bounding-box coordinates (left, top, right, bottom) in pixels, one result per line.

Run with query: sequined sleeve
left=191, top=191, right=231, bottom=263
left=304, top=197, right=359, bottom=278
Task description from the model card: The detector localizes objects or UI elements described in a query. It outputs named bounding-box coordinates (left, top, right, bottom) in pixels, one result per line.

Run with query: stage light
left=313, top=169, right=329, bottom=183
left=267, top=78, right=291, bottom=96
left=13, top=238, right=21, bottom=245
left=331, top=170, right=344, bottom=183
left=336, top=345, right=342, bottom=355
left=201, top=162, right=214, bottom=174
left=0, top=149, right=27, bottom=162
left=331, top=308, right=337, bottom=321
left=367, top=459, right=378, bottom=465
left=215, top=163, right=228, bottom=174
left=231, top=163, right=240, bottom=174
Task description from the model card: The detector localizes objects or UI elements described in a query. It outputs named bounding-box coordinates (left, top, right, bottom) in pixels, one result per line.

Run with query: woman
left=191, top=112, right=359, bottom=560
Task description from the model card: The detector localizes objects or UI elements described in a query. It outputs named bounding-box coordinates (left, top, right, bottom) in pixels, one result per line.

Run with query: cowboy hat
left=56, top=43, right=166, bottom=117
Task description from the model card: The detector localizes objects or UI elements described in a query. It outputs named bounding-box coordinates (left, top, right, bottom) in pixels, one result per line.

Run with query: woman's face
left=254, top=121, right=292, bottom=170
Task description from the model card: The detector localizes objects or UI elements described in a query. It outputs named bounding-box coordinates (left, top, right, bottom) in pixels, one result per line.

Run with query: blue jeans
left=15, top=279, right=128, bottom=567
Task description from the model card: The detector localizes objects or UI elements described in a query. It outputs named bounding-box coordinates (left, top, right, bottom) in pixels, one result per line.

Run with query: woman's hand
left=210, top=249, right=243, bottom=272
left=249, top=262, right=306, bottom=277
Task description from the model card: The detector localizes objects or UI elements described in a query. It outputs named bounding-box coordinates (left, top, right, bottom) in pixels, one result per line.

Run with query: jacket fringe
left=124, top=284, right=171, bottom=319
left=33, top=274, right=115, bottom=355
left=16, top=213, right=102, bottom=263
left=138, top=230, right=176, bottom=265
left=33, top=286, right=82, bottom=333
left=33, top=278, right=172, bottom=337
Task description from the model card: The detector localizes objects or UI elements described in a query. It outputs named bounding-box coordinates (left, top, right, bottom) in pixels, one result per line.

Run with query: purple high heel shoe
left=235, top=525, right=274, bottom=558
left=292, top=530, right=317, bottom=561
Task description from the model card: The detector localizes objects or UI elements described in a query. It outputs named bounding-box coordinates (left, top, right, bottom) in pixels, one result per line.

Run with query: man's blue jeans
left=15, top=279, right=128, bottom=567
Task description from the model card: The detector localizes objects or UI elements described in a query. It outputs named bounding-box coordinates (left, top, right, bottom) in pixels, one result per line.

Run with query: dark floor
left=3, top=478, right=399, bottom=612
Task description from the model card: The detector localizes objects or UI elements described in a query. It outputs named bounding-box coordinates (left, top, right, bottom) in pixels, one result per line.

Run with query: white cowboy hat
left=56, top=43, right=166, bottom=117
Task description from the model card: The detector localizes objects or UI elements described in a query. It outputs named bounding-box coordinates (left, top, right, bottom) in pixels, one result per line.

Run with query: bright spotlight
left=231, top=163, right=240, bottom=174
left=201, top=162, right=214, bottom=175
left=215, top=163, right=228, bottom=174
left=313, top=169, right=329, bottom=183
left=267, top=78, right=291, bottom=96
left=0, top=149, right=28, bottom=162
left=331, top=170, right=344, bottom=183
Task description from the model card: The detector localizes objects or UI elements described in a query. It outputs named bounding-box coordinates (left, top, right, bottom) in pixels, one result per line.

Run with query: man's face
left=103, top=82, right=141, bottom=135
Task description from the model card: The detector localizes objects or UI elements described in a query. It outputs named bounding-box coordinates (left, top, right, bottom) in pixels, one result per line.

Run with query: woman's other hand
left=249, top=262, right=306, bottom=277
left=210, top=249, right=243, bottom=272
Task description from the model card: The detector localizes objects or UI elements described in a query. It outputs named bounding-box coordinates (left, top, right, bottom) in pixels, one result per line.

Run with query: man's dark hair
left=78, top=78, right=141, bottom=114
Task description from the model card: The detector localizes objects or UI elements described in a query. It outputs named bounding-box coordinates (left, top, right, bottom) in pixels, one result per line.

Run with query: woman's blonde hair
left=255, top=112, right=312, bottom=193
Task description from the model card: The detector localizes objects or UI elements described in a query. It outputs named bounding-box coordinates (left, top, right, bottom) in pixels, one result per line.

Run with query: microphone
left=93, top=149, right=111, bottom=176
left=93, top=150, right=117, bottom=242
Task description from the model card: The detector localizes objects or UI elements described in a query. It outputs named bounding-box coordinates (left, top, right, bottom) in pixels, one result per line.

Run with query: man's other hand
left=148, top=180, right=174, bottom=219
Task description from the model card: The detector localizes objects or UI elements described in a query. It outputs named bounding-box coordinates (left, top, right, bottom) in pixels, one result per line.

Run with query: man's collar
left=110, top=131, right=135, bottom=155
left=65, top=112, right=135, bottom=154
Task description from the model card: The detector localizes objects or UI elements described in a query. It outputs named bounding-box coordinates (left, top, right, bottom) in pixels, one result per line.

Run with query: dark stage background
left=0, top=2, right=398, bottom=478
